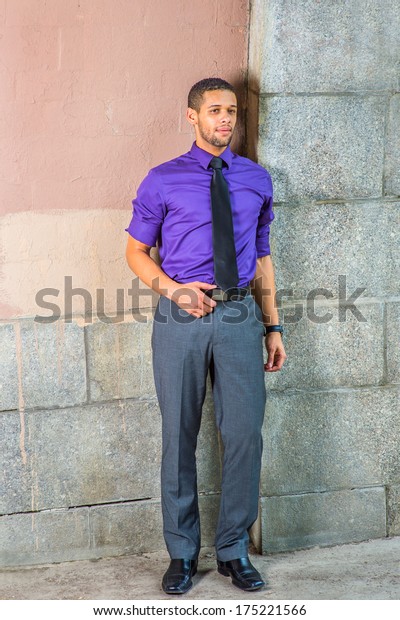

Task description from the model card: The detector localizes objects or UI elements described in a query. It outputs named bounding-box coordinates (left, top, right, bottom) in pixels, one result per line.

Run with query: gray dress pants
left=151, top=293, right=266, bottom=562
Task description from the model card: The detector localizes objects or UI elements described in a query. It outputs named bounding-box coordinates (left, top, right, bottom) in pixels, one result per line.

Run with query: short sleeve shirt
left=125, top=142, right=274, bottom=287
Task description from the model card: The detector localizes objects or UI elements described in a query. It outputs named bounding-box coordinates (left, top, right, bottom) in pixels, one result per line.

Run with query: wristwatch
left=264, top=324, right=284, bottom=336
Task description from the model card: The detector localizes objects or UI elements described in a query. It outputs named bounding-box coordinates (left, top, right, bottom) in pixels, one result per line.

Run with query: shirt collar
left=189, top=141, right=233, bottom=170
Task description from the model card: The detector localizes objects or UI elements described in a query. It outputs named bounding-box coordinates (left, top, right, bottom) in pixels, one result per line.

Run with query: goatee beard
left=199, top=128, right=233, bottom=148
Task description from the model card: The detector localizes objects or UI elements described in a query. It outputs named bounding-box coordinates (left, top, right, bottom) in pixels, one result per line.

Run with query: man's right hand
left=169, top=281, right=217, bottom=318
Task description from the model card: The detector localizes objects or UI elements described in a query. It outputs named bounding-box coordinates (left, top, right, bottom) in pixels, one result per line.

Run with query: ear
left=186, top=107, right=198, bottom=127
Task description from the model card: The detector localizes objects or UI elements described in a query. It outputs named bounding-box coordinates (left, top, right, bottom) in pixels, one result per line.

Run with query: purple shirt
left=125, top=142, right=274, bottom=287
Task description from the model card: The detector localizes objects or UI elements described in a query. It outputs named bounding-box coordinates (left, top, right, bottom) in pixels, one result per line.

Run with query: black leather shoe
left=217, top=557, right=265, bottom=591
left=162, top=559, right=198, bottom=595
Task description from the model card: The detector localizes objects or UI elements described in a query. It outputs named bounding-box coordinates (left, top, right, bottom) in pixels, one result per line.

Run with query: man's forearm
left=252, top=254, right=280, bottom=326
left=126, top=247, right=178, bottom=299
left=125, top=236, right=217, bottom=317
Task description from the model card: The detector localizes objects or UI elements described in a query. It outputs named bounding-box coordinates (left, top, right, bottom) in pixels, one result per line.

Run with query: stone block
left=260, top=487, right=386, bottom=553
left=384, top=95, right=400, bottom=196
left=258, top=95, right=386, bottom=202
left=386, top=305, right=400, bottom=384
left=0, top=324, right=18, bottom=411
left=19, top=318, right=87, bottom=409
left=1, top=400, right=162, bottom=514
left=265, top=300, right=384, bottom=391
left=1, top=396, right=222, bottom=515
left=90, top=499, right=163, bottom=558
left=0, top=507, right=91, bottom=567
left=249, top=0, right=400, bottom=93
left=387, top=485, right=400, bottom=536
left=271, top=201, right=400, bottom=300
left=86, top=319, right=156, bottom=402
left=0, top=411, right=32, bottom=514
left=90, top=494, right=220, bottom=559
left=261, top=386, right=400, bottom=496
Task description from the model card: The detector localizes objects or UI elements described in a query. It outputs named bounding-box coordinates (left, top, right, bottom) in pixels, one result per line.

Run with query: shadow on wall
left=245, top=71, right=260, bottom=161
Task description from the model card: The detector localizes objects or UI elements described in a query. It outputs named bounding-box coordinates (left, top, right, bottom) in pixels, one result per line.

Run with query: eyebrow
left=207, top=103, right=237, bottom=108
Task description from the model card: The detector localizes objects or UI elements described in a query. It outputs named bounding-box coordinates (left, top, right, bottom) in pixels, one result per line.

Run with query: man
left=125, top=77, right=286, bottom=594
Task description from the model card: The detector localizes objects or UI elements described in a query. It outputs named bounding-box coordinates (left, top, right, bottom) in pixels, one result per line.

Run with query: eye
left=229, top=109, right=237, bottom=115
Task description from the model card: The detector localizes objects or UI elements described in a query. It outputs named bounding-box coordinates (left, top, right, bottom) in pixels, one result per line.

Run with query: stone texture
left=0, top=401, right=162, bottom=514
left=90, top=495, right=220, bottom=560
left=86, top=319, right=156, bottom=402
left=271, top=201, right=400, bottom=300
left=264, top=301, right=384, bottom=391
left=0, top=324, right=18, bottom=411
left=250, top=0, right=399, bottom=558
left=19, top=318, right=87, bottom=409
left=0, top=507, right=91, bottom=567
left=385, top=95, right=400, bottom=196
left=0, top=411, right=32, bottom=514
left=387, top=485, right=400, bottom=536
left=249, top=0, right=400, bottom=93
left=261, top=487, right=387, bottom=553
left=258, top=95, right=386, bottom=202
left=1, top=395, right=221, bottom=515
left=90, top=499, right=164, bottom=559
left=261, top=386, right=400, bottom=496
left=386, top=302, right=400, bottom=384
left=0, top=411, right=32, bottom=515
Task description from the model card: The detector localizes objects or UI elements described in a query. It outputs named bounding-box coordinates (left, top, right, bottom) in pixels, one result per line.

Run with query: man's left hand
left=264, top=332, right=287, bottom=372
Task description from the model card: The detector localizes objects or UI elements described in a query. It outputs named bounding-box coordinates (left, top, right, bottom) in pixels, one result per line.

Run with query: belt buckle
left=212, top=289, right=228, bottom=302
left=207, top=287, right=249, bottom=302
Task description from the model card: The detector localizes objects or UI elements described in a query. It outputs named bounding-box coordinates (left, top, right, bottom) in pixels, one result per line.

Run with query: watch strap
left=264, top=325, right=284, bottom=336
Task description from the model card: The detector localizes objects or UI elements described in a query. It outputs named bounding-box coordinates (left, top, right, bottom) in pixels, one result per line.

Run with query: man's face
left=188, top=89, right=238, bottom=151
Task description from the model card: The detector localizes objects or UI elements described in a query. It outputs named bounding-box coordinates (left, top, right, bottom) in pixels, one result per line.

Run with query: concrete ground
left=1, top=537, right=399, bottom=600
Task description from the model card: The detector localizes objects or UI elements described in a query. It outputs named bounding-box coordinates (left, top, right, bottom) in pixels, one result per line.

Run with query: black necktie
left=209, top=156, right=239, bottom=291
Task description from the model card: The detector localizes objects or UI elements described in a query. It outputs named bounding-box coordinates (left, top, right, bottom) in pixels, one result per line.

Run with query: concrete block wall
left=248, top=0, right=400, bottom=552
left=0, top=316, right=222, bottom=566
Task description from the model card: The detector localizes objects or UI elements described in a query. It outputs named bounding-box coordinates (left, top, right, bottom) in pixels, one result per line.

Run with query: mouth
left=216, top=127, right=232, bottom=134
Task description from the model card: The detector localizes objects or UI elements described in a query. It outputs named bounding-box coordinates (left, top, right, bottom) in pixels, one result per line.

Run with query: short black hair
left=188, top=78, right=236, bottom=112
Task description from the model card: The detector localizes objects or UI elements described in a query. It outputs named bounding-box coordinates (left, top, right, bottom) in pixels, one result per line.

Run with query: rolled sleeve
left=256, top=194, right=274, bottom=257
left=124, top=169, right=166, bottom=247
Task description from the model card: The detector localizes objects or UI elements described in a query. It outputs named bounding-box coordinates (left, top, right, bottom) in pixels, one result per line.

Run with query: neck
left=195, top=139, right=228, bottom=157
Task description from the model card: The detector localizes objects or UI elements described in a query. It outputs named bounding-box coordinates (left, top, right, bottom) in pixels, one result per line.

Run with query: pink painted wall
left=0, top=0, right=249, bottom=320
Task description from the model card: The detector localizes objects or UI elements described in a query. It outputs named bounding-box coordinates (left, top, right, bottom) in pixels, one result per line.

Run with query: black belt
left=205, top=286, right=251, bottom=302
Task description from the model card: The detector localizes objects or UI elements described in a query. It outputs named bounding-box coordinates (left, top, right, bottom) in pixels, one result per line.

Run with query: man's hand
left=170, top=281, right=217, bottom=318
left=264, top=332, right=287, bottom=372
